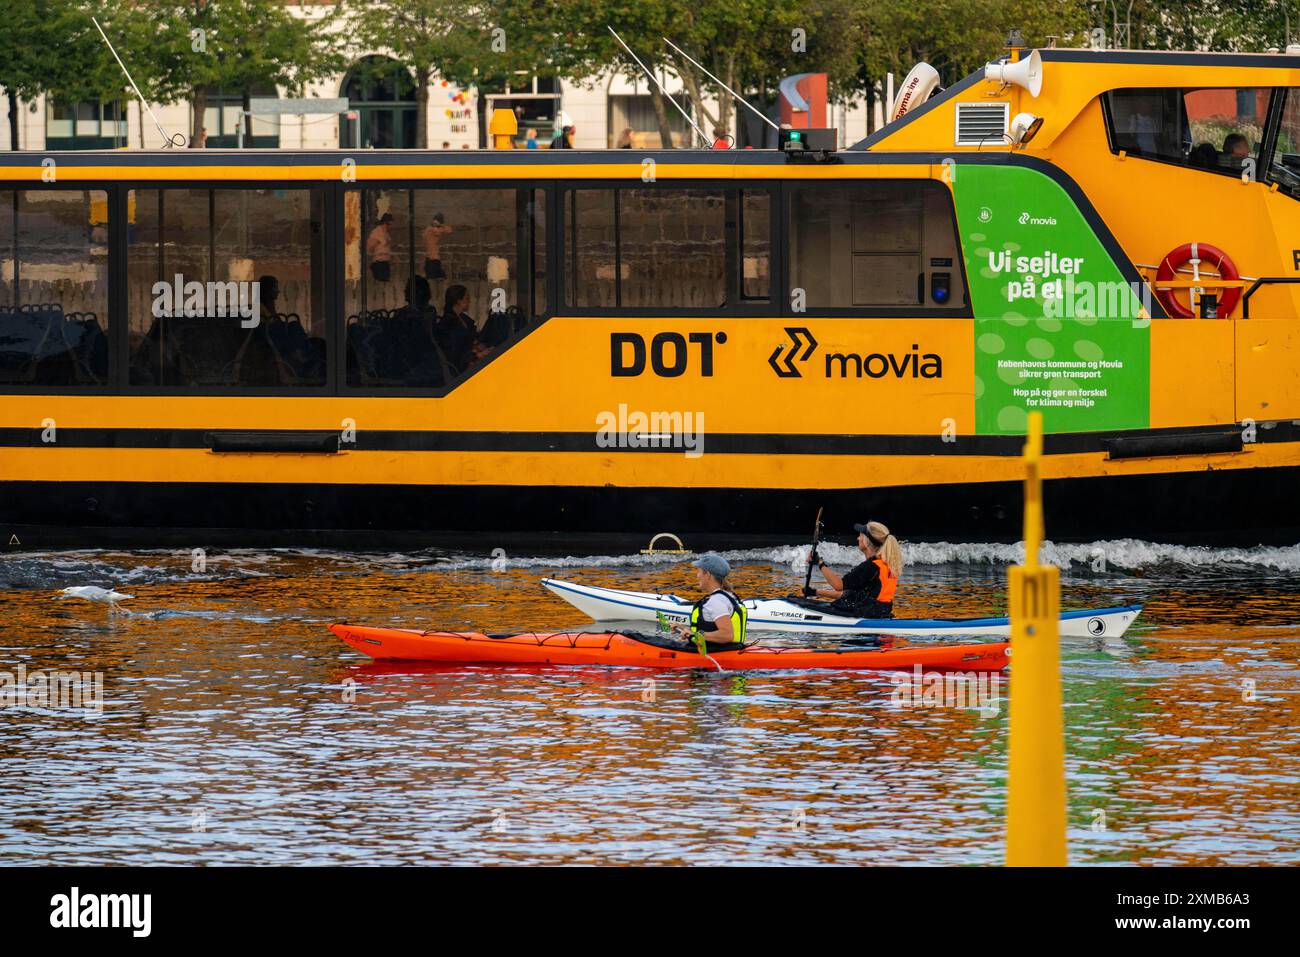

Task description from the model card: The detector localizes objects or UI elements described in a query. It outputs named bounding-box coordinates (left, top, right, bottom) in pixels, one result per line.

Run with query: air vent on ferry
left=955, top=102, right=1010, bottom=147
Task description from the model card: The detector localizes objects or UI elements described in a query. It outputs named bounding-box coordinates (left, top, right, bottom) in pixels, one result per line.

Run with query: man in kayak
left=804, top=521, right=903, bottom=619
left=671, top=552, right=748, bottom=651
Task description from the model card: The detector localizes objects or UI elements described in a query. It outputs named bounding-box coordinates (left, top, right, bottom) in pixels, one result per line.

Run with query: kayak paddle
left=803, top=506, right=825, bottom=595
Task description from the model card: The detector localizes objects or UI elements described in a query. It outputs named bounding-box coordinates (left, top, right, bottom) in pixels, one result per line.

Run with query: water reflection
left=0, top=544, right=1296, bottom=865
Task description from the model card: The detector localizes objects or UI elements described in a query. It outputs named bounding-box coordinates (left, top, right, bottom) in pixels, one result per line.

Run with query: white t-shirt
left=700, top=591, right=738, bottom=625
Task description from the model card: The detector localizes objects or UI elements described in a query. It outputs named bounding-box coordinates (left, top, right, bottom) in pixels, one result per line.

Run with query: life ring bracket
left=1153, top=243, right=1241, bottom=318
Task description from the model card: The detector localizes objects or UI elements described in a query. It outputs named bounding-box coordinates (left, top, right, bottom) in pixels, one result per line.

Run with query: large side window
left=1105, top=87, right=1269, bottom=175
left=343, top=186, right=545, bottom=389
left=565, top=187, right=742, bottom=309
left=787, top=182, right=964, bottom=310
left=127, top=188, right=326, bottom=389
left=0, top=189, right=111, bottom=387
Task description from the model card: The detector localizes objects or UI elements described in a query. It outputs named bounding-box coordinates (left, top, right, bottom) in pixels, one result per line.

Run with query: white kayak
left=540, top=578, right=1142, bottom=639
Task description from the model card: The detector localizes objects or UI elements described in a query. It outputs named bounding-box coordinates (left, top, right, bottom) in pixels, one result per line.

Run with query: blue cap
left=692, top=552, right=730, bottom=578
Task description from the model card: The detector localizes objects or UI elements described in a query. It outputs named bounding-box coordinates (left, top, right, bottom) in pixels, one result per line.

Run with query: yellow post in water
left=488, top=108, right=518, bottom=149
left=1006, top=411, right=1067, bottom=866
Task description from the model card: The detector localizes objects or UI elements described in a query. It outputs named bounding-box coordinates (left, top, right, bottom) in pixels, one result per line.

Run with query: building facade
left=0, top=5, right=873, bottom=152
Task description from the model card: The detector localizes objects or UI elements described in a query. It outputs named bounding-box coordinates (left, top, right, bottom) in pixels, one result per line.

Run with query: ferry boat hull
left=3, top=460, right=1298, bottom=548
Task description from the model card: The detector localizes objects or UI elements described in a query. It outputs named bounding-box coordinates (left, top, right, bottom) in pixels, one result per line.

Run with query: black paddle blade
left=804, top=505, right=826, bottom=592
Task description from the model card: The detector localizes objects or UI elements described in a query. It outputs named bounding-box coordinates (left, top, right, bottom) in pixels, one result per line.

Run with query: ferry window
left=565, top=188, right=728, bottom=308
left=0, top=189, right=111, bottom=388
left=1267, top=88, right=1300, bottom=197
left=787, top=183, right=964, bottom=309
left=566, top=190, right=614, bottom=307
left=741, top=190, right=771, bottom=301
left=127, top=188, right=326, bottom=389
left=1104, top=87, right=1268, bottom=176
left=344, top=186, right=544, bottom=389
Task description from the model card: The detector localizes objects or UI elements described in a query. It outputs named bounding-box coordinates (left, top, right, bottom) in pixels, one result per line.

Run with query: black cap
left=853, top=522, right=885, bottom=544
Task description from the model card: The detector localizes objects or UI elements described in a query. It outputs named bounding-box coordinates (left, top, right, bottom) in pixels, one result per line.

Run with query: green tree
left=855, top=0, right=1089, bottom=132
left=1110, top=0, right=1300, bottom=51
left=663, top=0, right=866, bottom=140
left=473, top=0, right=700, bottom=147
left=0, top=0, right=128, bottom=149
left=481, top=0, right=865, bottom=147
left=343, top=0, right=510, bottom=149
left=108, top=0, right=343, bottom=147
left=861, top=0, right=1090, bottom=89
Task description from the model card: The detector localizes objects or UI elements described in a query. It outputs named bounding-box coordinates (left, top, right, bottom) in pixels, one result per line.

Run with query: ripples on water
left=1, top=540, right=1297, bottom=866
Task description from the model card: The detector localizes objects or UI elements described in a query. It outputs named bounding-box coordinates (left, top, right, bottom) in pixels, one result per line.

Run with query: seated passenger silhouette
left=345, top=275, right=441, bottom=387
left=395, top=275, right=437, bottom=323
left=1222, top=133, right=1251, bottom=171
left=435, top=285, right=479, bottom=375
left=258, top=274, right=321, bottom=384
left=1189, top=142, right=1219, bottom=169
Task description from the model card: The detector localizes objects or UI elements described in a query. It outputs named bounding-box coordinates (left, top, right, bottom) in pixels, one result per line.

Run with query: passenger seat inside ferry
left=346, top=311, right=451, bottom=388
left=129, top=314, right=327, bottom=387
left=0, top=306, right=108, bottom=385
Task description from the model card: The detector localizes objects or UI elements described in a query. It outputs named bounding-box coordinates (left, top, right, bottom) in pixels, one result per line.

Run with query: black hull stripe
left=0, top=422, right=1284, bottom=455
left=4, top=465, right=1300, bottom=547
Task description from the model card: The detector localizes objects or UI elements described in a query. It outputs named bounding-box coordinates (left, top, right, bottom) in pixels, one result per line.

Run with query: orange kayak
left=329, top=624, right=1009, bottom=672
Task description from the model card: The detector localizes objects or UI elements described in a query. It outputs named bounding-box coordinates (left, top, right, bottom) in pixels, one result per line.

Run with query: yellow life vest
left=689, top=589, right=747, bottom=644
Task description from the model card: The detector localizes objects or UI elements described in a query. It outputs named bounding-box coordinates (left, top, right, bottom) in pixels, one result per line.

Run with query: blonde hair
left=865, top=521, right=904, bottom=578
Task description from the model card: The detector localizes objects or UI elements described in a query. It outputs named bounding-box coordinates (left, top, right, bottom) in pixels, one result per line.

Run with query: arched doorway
left=340, top=56, right=418, bottom=149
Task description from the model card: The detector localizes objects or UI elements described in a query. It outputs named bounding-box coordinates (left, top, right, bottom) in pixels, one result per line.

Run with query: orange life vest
left=874, top=557, right=899, bottom=603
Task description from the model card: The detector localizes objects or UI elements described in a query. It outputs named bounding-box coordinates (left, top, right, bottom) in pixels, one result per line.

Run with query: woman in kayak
left=804, top=521, right=903, bottom=618
left=671, top=552, right=748, bottom=650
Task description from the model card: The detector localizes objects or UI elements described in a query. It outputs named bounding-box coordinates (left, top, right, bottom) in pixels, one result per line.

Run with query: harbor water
left=1, top=540, right=1297, bottom=865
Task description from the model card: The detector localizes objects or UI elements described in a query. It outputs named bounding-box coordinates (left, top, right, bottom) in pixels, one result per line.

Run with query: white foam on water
left=724, top=539, right=1300, bottom=573
left=7, top=539, right=1300, bottom=585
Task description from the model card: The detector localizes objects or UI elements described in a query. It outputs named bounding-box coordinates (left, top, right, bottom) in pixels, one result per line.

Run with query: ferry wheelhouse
left=2, top=48, right=1299, bottom=547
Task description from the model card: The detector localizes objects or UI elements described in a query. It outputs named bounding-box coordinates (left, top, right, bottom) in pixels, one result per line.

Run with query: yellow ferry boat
left=2, top=46, right=1299, bottom=547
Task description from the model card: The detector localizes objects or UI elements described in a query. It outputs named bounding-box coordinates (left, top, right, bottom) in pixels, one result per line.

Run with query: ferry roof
left=0, top=145, right=1068, bottom=182
left=4, top=46, right=1299, bottom=179
left=856, top=46, right=1300, bottom=153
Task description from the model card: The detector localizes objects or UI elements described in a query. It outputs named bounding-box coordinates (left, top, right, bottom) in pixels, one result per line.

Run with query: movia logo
left=768, top=327, right=818, bottom=377
left=1018, top=211, right=1058, bottom=226
left=768, top=328, right=942, bottom=379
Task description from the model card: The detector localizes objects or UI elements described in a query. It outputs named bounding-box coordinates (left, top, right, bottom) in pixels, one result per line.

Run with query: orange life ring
left=1155, top=243, right=1240, bottom=318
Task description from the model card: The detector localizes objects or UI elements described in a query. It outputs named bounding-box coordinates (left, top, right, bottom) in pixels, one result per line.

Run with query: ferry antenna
left=92, top=16, right=185, bottom=148
left=663, top=37, right=780, bottom=132
left=606, top=26, right=709, bottom=148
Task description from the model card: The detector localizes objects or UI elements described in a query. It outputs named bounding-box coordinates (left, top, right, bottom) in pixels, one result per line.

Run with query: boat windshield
left=1267, top=88, right=1300, bottom=197
left=1104, top=85, right=1300, bottom=198
left=1104, top=86, right=1268, bottom=177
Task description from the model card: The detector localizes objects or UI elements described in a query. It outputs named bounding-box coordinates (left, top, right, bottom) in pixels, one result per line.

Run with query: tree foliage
left=5, top=0, right=1299, bottom=152
left=343, top=0, right=507, bottom=149
left=860, top=0, right=1091, bottom=86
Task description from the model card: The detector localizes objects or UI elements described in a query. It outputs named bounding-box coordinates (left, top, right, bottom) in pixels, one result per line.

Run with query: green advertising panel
left=953, top=164, right=1150, bottom=435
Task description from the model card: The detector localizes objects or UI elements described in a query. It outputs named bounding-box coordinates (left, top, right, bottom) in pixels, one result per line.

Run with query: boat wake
left=3, top=538, right=1300, bottom=588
